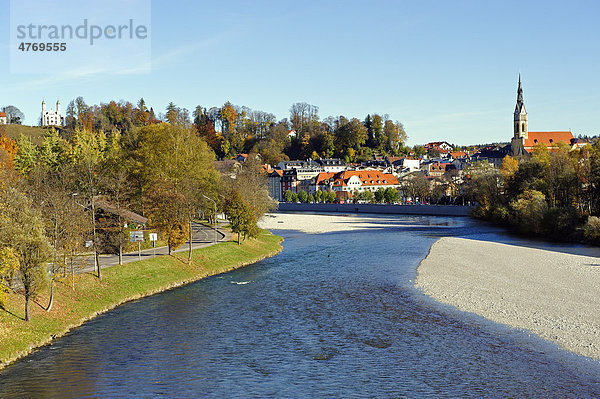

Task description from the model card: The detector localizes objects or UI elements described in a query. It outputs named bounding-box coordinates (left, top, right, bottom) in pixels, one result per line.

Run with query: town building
left=0, top=112, right=6, bottom=124
left=267, top=169, right=284, bottom=201
left=315, top=170, right=399, bottom=200
left=424, top=141, right=453, bottom=153
left=510, top=75, right=574, bottom=156
left=314, top=158, right=346, bottom=172
left=41, top=100, right=63, bottom=126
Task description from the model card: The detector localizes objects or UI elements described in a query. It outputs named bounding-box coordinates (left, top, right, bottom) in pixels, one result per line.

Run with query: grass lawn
left=0, top=229, right=283, bottom=370
left=2, top=125, right=50, bottom=144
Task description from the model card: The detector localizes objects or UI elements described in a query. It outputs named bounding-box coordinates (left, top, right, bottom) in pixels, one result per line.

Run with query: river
left=1, top=215, right=600, bottom=397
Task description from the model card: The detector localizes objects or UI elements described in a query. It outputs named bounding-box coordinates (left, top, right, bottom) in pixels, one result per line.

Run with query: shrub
left=490, top=205, right=509, bottom=225
left=584, top=216, right=600, bottom=243
left=542, top=207, right=578, bottom=239
left=509, top=189, right=547, bottom=234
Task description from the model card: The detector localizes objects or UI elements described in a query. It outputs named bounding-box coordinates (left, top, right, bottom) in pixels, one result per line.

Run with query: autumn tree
left=25, top=164, right=89, bottom=308
left=0, top=189, right=51, bottom=321
left=137, top=123, right=218, bottom=259
left=69, top=128, right=107, bottom=279
left=224, top=190, right=257, bottom=244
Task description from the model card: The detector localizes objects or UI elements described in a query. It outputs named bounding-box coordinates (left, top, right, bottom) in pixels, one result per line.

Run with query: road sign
left=149, top=233, right=158, bottom=242
left=130, top=231, right=144, bottom=242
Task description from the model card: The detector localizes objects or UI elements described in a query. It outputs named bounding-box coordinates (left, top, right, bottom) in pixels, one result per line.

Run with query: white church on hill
left=41, top=100, right=63, bottom=126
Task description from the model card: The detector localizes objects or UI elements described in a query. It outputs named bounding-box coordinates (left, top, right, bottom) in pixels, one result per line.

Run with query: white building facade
left=41, top=100, right=63, bottom=126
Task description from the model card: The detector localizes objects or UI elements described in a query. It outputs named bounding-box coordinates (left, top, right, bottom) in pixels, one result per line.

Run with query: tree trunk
left=168, top=245, right=172, bottom=256
left=237, top=233, right=241, bottom=245
left=25, top=293, right=30, bottom=322
left=96, top=251, right=101, bottom=280
left=46, top=280, right=54, bottom=312
left=92, top=197, right=101, bottom=280
left=188, top=220, right=193, bottom=264
left=119, top=245, right=123, bottom=265
left=71, top=252, right=75, bottom=290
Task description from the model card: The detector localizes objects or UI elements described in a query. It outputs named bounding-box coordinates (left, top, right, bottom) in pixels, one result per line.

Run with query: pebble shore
left=416, top=237, right=600, bottom=360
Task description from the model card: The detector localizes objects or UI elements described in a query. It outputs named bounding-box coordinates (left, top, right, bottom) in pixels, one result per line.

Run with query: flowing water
left=1, top=215, right=600, bottom=398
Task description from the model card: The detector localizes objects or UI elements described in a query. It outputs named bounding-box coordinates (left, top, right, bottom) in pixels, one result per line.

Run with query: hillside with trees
left=0, top=101, right=276, bottom=321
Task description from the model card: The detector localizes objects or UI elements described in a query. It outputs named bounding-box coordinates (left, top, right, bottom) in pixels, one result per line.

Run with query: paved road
left=80, top=221, right=231, bottom=274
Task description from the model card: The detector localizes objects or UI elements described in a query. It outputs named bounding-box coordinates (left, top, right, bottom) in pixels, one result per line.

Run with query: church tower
left=41, top=100, right=47, bottom=126
left=511, top=75, right=528, bottom=157
left=513, top=74, right=528, bottom=139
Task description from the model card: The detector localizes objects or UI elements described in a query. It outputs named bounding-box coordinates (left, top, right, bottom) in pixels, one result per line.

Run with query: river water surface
left=1, top=215, right=600, bottom=397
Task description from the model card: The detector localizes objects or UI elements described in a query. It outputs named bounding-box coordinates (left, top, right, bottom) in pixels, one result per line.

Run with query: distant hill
left=2, top=125, right=51, bottom=144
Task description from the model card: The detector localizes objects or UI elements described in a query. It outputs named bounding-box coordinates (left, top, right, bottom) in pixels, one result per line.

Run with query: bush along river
left=1, top=214, right=600, bottom=398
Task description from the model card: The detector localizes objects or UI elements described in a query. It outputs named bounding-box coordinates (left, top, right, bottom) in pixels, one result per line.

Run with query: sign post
left=129, top=230, right=144, bottom=261
left=149, top=233, right=158, bottom=257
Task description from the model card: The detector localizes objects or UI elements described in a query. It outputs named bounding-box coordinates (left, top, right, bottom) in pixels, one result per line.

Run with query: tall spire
left=513, top=74, right=528, bottom=140
left=515, top=74, right=525, bottom=115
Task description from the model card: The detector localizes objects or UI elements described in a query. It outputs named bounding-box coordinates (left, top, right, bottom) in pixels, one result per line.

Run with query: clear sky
left=1, top=0, right=599, bottom=146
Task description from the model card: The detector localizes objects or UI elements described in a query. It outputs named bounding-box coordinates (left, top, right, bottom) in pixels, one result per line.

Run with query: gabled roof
left=450, top=151, right=468, bottom=158
left=95, top=197, right=148, bottom=225
left=315, top=172, right=336, bottom=185
left=524, top=131, right=574, bottom=149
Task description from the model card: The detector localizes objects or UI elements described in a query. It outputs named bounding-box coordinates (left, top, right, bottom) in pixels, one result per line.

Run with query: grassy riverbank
left=0, top=229, right=283, bottom=371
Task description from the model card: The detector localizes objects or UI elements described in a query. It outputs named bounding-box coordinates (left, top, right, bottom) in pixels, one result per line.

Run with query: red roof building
left=523, top=131, right=574, bottom=152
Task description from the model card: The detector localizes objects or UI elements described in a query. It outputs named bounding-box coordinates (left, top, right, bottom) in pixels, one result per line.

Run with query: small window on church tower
left=522, top=123, right=525, bottom=132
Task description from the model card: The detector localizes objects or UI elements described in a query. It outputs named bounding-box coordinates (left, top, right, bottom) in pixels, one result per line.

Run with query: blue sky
left=1, top=0, right=599, bottom=145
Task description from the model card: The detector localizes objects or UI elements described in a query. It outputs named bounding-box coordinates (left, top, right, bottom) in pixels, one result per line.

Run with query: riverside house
left=315, top=170, right=400, bottom=200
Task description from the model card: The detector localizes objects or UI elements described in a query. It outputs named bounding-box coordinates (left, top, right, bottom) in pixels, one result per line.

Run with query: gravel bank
left=416, top=237, right=600, bottom=360
left=259, top=212, right=421, bottom=233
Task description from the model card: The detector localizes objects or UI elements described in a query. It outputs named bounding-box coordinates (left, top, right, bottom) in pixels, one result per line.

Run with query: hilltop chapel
left=510, top=75, right=574, bottom=157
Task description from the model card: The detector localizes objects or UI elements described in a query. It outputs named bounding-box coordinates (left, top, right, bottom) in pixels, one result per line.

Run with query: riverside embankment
left=0, top=229, right=283, bottom=371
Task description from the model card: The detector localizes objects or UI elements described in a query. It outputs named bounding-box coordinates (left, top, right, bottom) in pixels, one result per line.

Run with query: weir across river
left=277, top=202, right=473, bottom=216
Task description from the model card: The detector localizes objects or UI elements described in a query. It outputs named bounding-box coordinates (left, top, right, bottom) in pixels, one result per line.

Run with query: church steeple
left=514, top=74, right=528, bottom=139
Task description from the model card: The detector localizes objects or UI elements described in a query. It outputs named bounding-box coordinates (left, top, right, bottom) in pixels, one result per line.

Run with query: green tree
left=284, top=190, right=293, bottom=202
left=291, top=192, right=299, bottom=202
left=298, top=190, right=308, bottom=203
left=314, top=190, right=323, bottom=203
left=14, top=134, right=38, bottom=175
left=374, top=188, right=385, bottom=203
left=371, top=114, right=384, bottom=149
left=307, top=194, right=314, bottom=203
left=325, top=191, right=336, bottom=203
left=384, top=187, right=399, bottom=203
left=224, top=190, right=257, bottom=244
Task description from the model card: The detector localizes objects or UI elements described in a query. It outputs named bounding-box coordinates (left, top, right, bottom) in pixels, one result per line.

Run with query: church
left=510, top=75, right=574, bottom=156
left=41, top=100, right=63, bottom=126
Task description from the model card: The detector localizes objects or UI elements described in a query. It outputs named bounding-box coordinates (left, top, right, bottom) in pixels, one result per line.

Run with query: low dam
left=277, top=202, right=473, bottom=216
